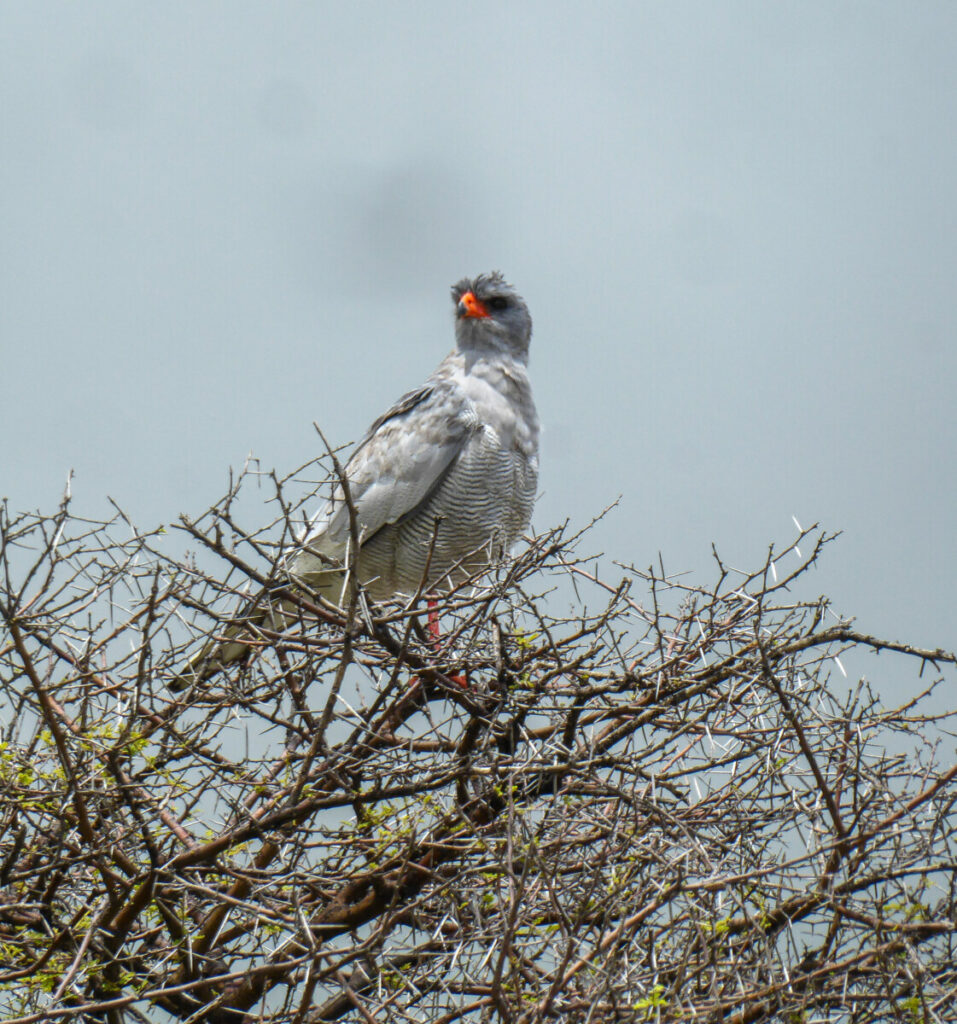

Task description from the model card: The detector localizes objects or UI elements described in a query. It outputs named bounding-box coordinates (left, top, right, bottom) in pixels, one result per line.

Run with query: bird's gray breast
left=356, top=423, right=538, bottom=599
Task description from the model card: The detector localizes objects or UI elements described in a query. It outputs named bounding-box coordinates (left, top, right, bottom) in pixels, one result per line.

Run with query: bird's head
left=452, top=272, right=532, bottom=364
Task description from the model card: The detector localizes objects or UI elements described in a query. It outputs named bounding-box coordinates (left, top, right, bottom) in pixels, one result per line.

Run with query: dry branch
left=0, top=465, right=955, bottom=1024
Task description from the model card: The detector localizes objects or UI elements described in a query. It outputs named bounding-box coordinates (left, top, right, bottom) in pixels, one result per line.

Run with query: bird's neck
left=460, top=344, right=527, bottom=373
left=456, top=323, right=528, bottom=366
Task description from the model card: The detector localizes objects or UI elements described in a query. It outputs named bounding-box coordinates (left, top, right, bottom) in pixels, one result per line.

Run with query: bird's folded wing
left=297, top=378, right=478, bottom=560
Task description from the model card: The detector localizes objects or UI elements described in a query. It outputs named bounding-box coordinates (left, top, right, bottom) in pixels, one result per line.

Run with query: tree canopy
left=1, top=463, right=955, bottom=1023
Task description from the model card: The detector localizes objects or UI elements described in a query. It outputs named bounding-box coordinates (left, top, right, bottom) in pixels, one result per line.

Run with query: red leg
left=427, top=597, right=441, bottom=642
left=423, top=597, right=468, bottom=689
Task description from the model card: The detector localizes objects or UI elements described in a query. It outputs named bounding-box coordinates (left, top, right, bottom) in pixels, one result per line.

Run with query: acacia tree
left=0, top=460, right=955, bottom=1023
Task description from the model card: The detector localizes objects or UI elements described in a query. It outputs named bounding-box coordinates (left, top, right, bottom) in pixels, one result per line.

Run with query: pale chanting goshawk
left=171, top=272, right=538, bottom=688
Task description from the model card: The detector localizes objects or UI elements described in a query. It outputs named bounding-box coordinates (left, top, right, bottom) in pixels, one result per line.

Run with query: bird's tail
left=168, top=591, right=292, bottom=692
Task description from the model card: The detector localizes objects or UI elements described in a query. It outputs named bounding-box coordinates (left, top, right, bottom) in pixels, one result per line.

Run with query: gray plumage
left=292, top=272, right=538, bottom=601
left=171, top=271, right=538, bottom=688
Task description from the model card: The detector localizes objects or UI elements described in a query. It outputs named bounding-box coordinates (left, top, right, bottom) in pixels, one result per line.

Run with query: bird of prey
left=171, top=271, right=539, bottom=688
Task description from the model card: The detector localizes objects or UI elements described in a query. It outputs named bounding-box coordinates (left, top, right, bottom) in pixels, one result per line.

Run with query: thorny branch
left=0, top=460, right=955, bottom=1023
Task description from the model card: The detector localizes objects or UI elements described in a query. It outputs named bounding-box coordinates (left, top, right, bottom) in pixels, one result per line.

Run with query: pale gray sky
left=2, top=3, right=955, bottom=671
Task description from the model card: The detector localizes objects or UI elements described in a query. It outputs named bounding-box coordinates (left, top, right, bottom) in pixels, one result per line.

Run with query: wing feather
left=295, top=367, right=477, bottom=568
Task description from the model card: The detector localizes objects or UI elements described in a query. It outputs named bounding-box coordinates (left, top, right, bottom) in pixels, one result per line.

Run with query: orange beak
left=458, top=291, right=490, bottom=319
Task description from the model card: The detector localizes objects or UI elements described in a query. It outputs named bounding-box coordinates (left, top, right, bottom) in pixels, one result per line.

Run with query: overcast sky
left=2, top=3, right=955, bottom=691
